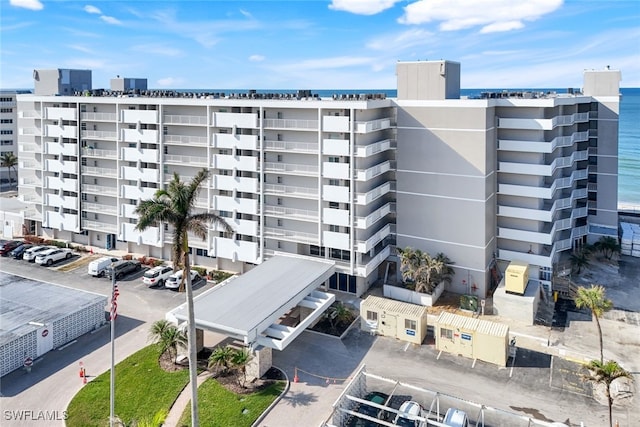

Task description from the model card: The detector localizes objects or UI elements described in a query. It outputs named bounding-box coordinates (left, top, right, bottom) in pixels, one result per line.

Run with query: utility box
left=435, top=312, right=509, bottom=366
left=505, top=260, right=529, bottom=295
left=360, top=296, right=428, bottom=345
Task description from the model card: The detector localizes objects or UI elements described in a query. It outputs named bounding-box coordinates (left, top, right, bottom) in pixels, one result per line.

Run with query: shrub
left=152, top=259, right=164, bottom=267
left=122, top=254, right=133, bottom=260
left=210, top=270, right=233, bottom=283
left=192, top=266, right=207, bottom=277
left=138, top=255, right=148, bottom=265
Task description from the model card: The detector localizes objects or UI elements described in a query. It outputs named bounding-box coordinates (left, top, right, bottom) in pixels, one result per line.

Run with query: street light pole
left=110, top=267, right=115, bottom=427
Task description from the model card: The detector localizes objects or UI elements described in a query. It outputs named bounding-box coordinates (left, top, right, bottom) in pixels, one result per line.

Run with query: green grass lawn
left=66, top=344, right=189, bottom=427
left=178, top=378, right=285, bottom=427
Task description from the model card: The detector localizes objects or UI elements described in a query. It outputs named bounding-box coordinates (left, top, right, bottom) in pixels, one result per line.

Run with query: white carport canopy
left=167, top=255, right=336, bottom=351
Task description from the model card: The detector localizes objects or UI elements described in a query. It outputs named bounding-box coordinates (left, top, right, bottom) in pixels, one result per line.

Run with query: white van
left=88, top=256, right=120, bottom=277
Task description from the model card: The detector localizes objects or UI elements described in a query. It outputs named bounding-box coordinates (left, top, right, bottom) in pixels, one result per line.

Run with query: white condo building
left=15, top=61, right=620, bottom=298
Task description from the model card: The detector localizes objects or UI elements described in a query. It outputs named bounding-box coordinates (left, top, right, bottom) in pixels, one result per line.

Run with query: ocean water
left=152, top=87, right=640, bottom=208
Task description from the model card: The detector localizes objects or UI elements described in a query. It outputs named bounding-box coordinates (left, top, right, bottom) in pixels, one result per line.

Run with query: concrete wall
left=395, top=103, right=495, bottom=296
left=397, top=60, right=461, bottom=100
left=34, top=69, right=92, bottom=96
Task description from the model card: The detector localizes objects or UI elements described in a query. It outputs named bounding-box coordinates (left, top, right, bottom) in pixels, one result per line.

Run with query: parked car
left=35, top=248, right=73, bottom=266
left=443, top=408, right=469, bottom=427
left=23, top=245, right=53, bottom=262
left=394, top=401, right=424, bottom=427
left=142, top=265, right=173, bottom=287
left=88, top=256, right=120, bottom=277
left=346, top=391, right=390, bottom=427
left=10, top=243, right=32, bottom=259
left=105, top=260, right=142, bottom=280
left=165, top=269, right=201, bottom=290
left=0, top=240, right=23, bottom=256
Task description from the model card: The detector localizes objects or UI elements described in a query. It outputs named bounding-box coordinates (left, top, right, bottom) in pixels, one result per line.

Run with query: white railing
left=264, top=162, right=318, bottom=175
left=21, top=128, right=41, bottom=136
left=82, top=184, right=117, bottom=196
left=263, top=184, right=318, bottom=197
left=82, top=148, right=117, bottom=158
left=263, top=140, right=317, bottom=152
left=82, top=166, right=118, bottom=177
left=81, top=112, right=117, bottom=121
left=263, top=206, right=317, bottom=220
left=164, top=134, right=208, bottom=145
left=263, top=118, right=318, bottom=129
left=82, top=202, right=117, bottom=214
left=194, top=197, right=210, bottom=208
left=20, top=143, right=40, bottom=153
left=165, top=154, right=208, bottom=166
left=21, top=110, right=40, bottom=118
left=263, top=227, right=318, bottom=244
left=81, top=130, right=117, bottom=139
left=163, top=115, right=207, bottom=125
left=355, top=139, right=394, bottom=157
left=21, top=160, right=41, bottom=169
left=20, top=193, right=40, bottom=203
left=81, top=220, right=117, bottom=233
left=356, top=181, right=394, bottom=205
left=21, top=176, right=40, bottom=186
left=355, top=160, right=392, bottom=181
left=356, top=224, right=393, bottom=253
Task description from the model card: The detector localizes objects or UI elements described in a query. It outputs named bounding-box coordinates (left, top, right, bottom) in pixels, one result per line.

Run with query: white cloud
left=100, top=15, right=123, bottom=25
left=399, top=0, right=563, bottom=33
left=9, top=0, right=43, bottom=11
left=279, top=56, right=377, bottom=72
left=249, top=54, right=265, bottom=62
left=84, top=5, right=101, bottom=14
left=329, top=0, right=401, bottom=16
left=157, top=77, right=185, bottom=87
left=239, top=9, right=253, bottom=19
left=131, top=44, right=183, bottom=57
left=68, top=45, right=95, bottom=54
left=367, top=28, right=433, bottom=51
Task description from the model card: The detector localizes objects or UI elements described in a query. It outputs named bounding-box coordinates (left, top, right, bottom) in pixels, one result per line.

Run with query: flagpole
left=110, top=268, right=116, bottom=427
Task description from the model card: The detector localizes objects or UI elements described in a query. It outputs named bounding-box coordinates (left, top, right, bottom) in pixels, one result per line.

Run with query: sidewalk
left=163, top=371, right=211, bottom=427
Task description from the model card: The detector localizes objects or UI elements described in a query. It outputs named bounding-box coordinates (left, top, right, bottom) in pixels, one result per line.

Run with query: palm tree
left=231, top=348, right=253, bottom=388
left=148, top=320, right=186, bottom=363
left=327, top=302, right=354, bottom=333
left=574, top=284, right=613, bottom=363
left=582, top=359, right=633, bottom=427
left=594, top=237, right=621, bottom=260
left=0, top=152, right=18, bottom=187
left=135, top=168, right=233, bottom=427
left=208, top=345, right=235, bottom=375
left=432, top=252, right=455, bottom=287
left=570, top=250, right=590, bottom=275
left=397, top=247, right=453, bottom=294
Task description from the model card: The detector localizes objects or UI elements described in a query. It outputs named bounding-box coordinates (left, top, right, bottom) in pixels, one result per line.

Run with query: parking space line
left=471, top=358, right=477, bottom=369
left=436, top=350, right=442, bottom=360
left=403, top=342, right=410, bottom=352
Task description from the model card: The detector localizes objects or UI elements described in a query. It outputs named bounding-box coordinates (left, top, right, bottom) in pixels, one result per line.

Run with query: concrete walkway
left=163, top=371, right=211, bottom=427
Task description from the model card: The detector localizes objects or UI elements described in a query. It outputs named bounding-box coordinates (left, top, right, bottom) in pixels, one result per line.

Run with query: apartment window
left=0, top=98, right=12, bottom=102
left=0, top=130, right=13, bottom=135
left=0, top=119, right=13, bottom=124
left=328, top=156, right=340, bottom=163
left=277, top=154, right=283, bottom=162
left=0, top=108, right=12, bottom=113
left=405, top=319, right=417, bottom=331
left=277, top=198, right=283, bottom=205
left=310, top=245, right=325, bottom=256
left=195, top=248, right=208, bottom=257
left=277, top=219, right=283, bottom=227
left=81, top=123, right=87, bottom=131
left=329, top=224, right=339, bottom=232
left=81, top=193, right=87, bottom=201
left=277, top=112, right=283, bottom=119
left=440, top=328, right=453, bottom=340
left=277, top=176, right=283, bottom=184
left=277, top=133, right=283, bottom=141
left=277, top=241, right=282, bottom=249
left=329, top=179, right=339, bottom=186
left=81, top=211, right=87, bottom=219
left=328, top=273, right=356, bottom=293
left=0, top=140, right=12, bottom=146
left=329, top=202, right=339, bottom=209
left=163, top=126, right=168, bottom=135
left=1, top=151, right=12, bottom=156
left=366, top=311, right=378, bottom=322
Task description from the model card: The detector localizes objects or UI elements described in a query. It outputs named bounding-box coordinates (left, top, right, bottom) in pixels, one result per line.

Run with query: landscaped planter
left=383, top=281, right=445, bottom=306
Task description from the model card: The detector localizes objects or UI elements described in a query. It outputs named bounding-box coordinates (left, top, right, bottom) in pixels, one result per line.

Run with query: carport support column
left=247, top=345, right=272, bottom=380
left=196, top=328, right=204, bottom=352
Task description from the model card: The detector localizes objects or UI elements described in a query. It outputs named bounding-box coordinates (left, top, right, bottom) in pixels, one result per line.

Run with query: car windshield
left=144, top=270, right=159, bottom=278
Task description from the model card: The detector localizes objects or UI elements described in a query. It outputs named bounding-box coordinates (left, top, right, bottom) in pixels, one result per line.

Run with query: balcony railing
left=264, top=162, right=318, bottom=175
left=81, top=130, right=117, bottom=140
left=82, top=166, right=118, bottom=178
left=81, top=112, right=117, bottom=121
left=82, top=202, right=117, bottom=215
left=82, top=184, right=117, bottom=196
left=163, top=115, right=208, bottom=125
left=263, top=118, right=318, bottom=130
left=264, top=184, right=318, bottom=198
left=263, top=227, right=318, bottom=244
left=20, top=143, right=40, bottom=153
left=82, top=147, right=117, bottom=159
left=164, top=134, right=208, bottom=146
left=82, top=220, right=117, bottom=233
left=263, top=140, right=317, bottom=153
left=263, top=205, right=317, bottom=221
left=165, top=154, right=209, bottom=166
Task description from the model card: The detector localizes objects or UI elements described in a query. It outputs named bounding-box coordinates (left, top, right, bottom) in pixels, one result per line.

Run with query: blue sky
left=1, top=0, right=639, bottom=90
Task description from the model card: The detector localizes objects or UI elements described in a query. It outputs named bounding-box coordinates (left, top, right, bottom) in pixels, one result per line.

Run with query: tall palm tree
left=397, top=247, right=453, bottom=294
left=432, top=252, right=455, bottom=287
left=570, top=250, right=590, bottom=275
left=594, top=236, right=621, bottom=260
left=135, top=168, right=232, bottom=427
left=0, top=152, right=18, bottom=187
left=582, top=359, right=633, bottom=427
left=574, top=284, right=613, bottom=363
